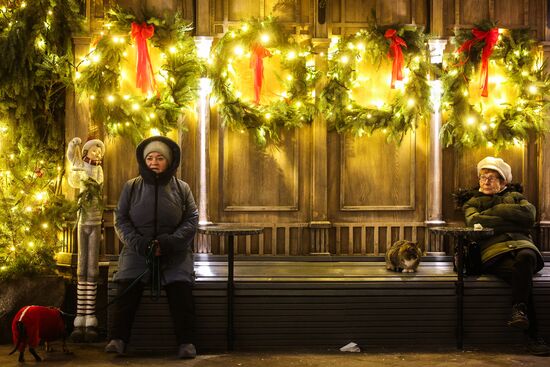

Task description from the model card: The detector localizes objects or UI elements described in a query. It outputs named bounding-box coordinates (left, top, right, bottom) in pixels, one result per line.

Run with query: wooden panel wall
left=68, top=0, right=550, bottom=257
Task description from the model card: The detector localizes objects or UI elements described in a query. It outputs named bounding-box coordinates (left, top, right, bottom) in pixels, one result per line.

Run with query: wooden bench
left=106, top=254, right=550, bottom=352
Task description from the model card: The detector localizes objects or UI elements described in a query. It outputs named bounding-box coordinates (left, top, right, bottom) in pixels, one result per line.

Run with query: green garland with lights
left=0, top=145, right=77, bottom=280
left=441, top=21, right=550, bottom=149
left=0, top=0, right=80, bottom=280
left=209, top=17, right=319, bottom=145
left=319, top=24, right=432, bottom=141
left=76, top=6, right=202, bottom=143
left=0, top=0, right=81, bottom=153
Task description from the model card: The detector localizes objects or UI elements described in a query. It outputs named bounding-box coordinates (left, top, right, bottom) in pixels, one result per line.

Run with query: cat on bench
left=385, top=240, right=423, bottom=273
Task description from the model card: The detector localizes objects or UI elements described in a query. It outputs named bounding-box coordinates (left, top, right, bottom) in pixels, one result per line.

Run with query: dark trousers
left=109, top=280, right=195, bottom=344
left=485, top=248, right=538, bottom=337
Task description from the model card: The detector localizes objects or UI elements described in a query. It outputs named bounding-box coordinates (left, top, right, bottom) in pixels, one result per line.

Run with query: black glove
left=136, top=236, right=154, bottom=256
left=156, top=233, right=176, bottom=256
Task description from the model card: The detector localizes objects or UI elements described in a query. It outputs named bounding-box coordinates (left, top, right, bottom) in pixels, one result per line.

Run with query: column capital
left=194, top=36, right=214, bottom=60
left=428, top=38, right=448, bottom=65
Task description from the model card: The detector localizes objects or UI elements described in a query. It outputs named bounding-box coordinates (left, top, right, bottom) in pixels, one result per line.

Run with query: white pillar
left=194, top=37, right=213, bottom=253
left=426, top=39, right=447, bottom=228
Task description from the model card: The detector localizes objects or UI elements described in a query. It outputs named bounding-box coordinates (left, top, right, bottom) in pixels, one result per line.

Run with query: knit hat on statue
left=82, top=139, right=105, bottom=156
left=477, top=156, right=512, bottom=182
left=143, top=140, right=173, bottom=165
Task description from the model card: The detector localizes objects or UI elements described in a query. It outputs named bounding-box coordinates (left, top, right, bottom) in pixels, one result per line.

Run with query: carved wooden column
left=429, top=0, right=445, bottom=37
left=194, top=37, right=213, bottom=253
left=309, top=38, right=331, bottom=255
left=194, top=0, right=211, bottom=36
left=538, top=42, right=550, bottom=251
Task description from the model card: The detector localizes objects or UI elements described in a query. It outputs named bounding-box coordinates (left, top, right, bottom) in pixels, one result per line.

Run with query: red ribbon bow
left=250, top=43, right=272, bottom=105
left=456, top=27, right=499, bottom=97
left=131, top=22, right=157, bottom=94
left=384, top=29, right=407, bottom=89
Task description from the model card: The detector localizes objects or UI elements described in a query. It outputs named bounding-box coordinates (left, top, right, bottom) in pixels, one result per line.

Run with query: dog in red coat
left=9, top=305, right=71, bottom=362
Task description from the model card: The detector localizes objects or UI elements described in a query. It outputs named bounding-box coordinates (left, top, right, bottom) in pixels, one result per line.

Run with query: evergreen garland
left=0, top=0, right=80, bottom=153
left=209, top=17, right=319, bottom=145
left=0, top=0, right=80, bottom=280
left=441, top=21, right=550, bottom=149
left=319, top=24, right=432, bottom=141
left=0, top=140, right=78, bottom=281
left=76, top=6, right=202, bottom=143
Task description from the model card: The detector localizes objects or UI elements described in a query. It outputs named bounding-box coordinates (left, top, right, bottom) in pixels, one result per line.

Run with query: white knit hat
left=143, top=140, right=172, bottom=165
left=477, top=156, right=512, bottom=182
left=82, top=139, right=105, bottom=156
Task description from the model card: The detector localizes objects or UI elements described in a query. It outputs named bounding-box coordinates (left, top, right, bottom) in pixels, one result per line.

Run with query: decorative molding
left=221, top=130, right=300, bottom=212
left=339, top=131, right=416, bottom=211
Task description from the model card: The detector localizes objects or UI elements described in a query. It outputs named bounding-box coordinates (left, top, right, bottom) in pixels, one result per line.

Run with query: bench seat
left=107, top=255, right=550, bottom=351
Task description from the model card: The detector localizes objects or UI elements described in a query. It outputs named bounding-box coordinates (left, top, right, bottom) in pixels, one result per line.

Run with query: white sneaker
left=177, top=343, right=197, bottom=359
left=104, top=339, right=125, bottom=355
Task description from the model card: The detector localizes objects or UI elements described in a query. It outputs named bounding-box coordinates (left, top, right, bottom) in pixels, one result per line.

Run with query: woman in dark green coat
left=463, top=156, right=548, bottom=356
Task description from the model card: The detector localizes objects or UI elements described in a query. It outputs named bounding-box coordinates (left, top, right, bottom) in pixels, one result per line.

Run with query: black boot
left=508, top=303, right=529, bottom=330
left=526, top=335, right=550, bottom=356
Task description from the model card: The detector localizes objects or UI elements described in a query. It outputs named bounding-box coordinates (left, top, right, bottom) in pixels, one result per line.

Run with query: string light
left=234, top=46, right=245, bottom=57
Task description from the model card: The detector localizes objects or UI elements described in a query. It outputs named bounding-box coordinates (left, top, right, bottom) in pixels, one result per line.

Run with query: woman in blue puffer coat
left=105, top=136, right=198, bottom=359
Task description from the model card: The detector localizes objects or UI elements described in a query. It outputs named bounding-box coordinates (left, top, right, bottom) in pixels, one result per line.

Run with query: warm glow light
left=234, top=46, right=244, bottom=56
left=407, top=98, right=415, bottom=107
left=528, top=85, right=538, bottom=94
left=107, top=95, right=115, bottom=103
left=169, top=46, right=177, bottom=54
left=487, top=142, right=494, bottom=148
left=340, top=55, right=349, bottom=64
left=132, top=103, right=140, bottom=110
left=480, top=124, right=488, bottom=131
left=287, top=51, right=296, bottom=60
left=371, top=100, right=384, bottom=108
left=149, top=112, right=156, bottom=118
left=28, top=241, right=34, bottom=248
left=356, top=43, right=365, bottom=51
left=260, top=34, right=270, bottom=44
left=92, top=54, right=100, bottom=63
left=467, top=117, right=475, bottom=125
left=41, top=223, right=49, bottom=229
left=241, top=24, right=249, bottom=32
left=150, top=128, right=161, bottom=136
left=265, top=113, right=272, bottom=120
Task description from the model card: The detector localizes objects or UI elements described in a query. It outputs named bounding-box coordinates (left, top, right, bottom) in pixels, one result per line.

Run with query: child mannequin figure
left=66, top=137, right=105, bottom=342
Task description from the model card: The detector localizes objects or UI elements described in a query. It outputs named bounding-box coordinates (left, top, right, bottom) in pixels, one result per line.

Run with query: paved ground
left=1, top=343, right=548, bottom=367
